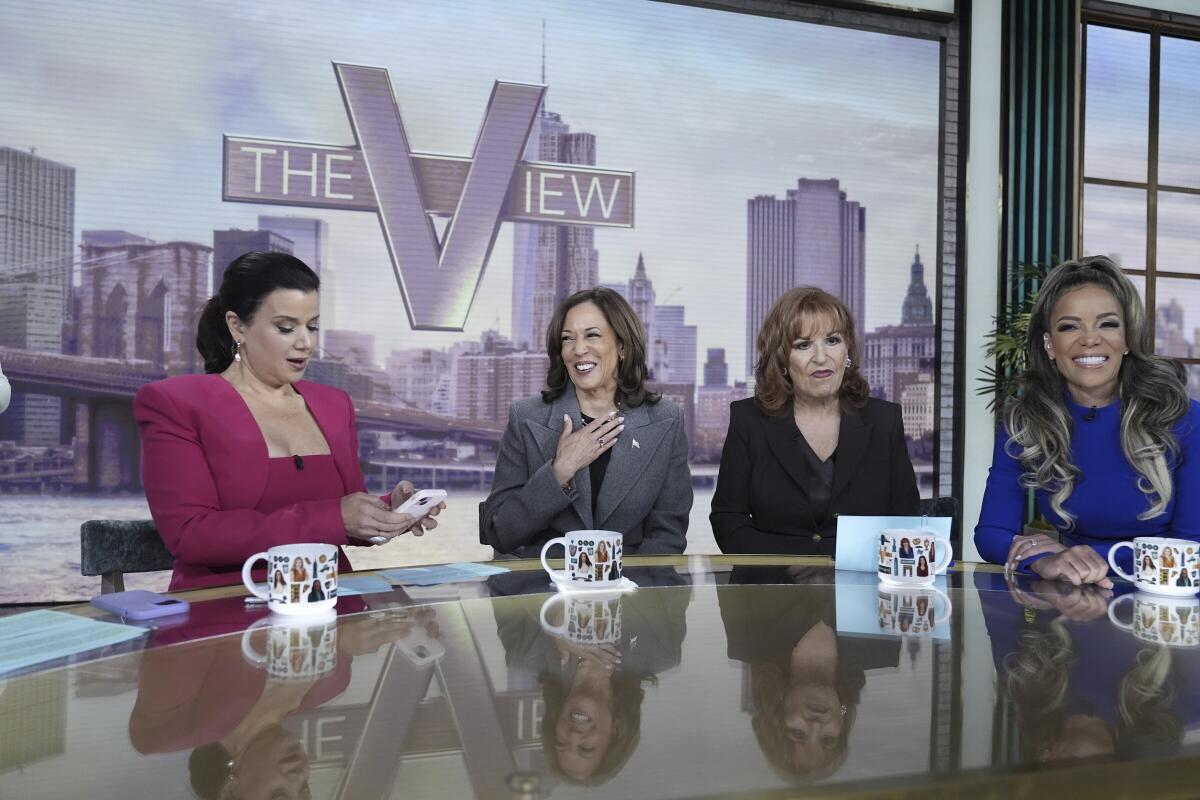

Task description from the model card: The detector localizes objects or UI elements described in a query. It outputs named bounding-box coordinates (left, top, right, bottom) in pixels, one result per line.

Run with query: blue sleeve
left=974, top=426, right=1044, bottom=567
left=1168, top=400, right=1200, bottom=541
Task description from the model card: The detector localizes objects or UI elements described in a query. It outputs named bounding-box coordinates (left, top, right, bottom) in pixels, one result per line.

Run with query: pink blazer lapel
left=294, top=381, right=364, bottom=494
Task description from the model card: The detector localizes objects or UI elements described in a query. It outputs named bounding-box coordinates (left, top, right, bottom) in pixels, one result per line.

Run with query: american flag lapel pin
left=632, top=438, right=640, bottom=449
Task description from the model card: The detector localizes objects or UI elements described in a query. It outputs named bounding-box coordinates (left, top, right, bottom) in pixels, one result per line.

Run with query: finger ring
left=597, top=436, right=605, bottom=446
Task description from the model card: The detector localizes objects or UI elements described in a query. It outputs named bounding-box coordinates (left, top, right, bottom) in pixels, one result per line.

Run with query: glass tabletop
left=2, top=556, right=1199, bottom=799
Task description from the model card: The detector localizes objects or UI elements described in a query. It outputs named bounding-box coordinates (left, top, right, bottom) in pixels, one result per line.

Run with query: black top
left=793, top=420, right=835, bottom=526
left=580, top=412, right=612, bottom=513
left=710, top=397, right=920, bottom=556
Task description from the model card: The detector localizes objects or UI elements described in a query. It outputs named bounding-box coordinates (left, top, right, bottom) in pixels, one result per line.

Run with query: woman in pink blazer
left=135, top=251, right=443, bottom=590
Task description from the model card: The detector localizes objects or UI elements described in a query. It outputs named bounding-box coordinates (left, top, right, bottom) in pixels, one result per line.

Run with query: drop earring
left=845, top=356, right=853, bottom=368
left=233, top=340, right=243, bottom=363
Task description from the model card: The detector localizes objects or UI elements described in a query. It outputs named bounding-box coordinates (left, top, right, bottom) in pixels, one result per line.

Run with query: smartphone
left=393, top=489, right=447, bottom=522
left=395, top=623, right=445, bottom=668
left=90, top=590, right=190, bottom=620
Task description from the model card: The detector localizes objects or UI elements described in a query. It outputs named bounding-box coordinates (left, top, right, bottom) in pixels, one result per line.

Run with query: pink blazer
left=134, top=373, right=366, bottom=590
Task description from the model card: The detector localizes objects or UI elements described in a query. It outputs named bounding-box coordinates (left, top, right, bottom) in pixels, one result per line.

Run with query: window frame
left=1080, top=3, right=1200, bottom=368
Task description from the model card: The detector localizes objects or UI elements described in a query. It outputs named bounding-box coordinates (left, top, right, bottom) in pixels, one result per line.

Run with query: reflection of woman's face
left=555, top=686, right=614, bottom=780
left=1042, top=714, right=1115, bottom=761
left=229, top=725, right=310, bottom=800
left=783, top=682, right=842, bottom=772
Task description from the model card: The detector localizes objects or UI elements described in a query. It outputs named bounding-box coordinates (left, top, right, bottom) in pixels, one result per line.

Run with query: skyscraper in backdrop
left=525, top=109, right=599, bottom=349
left=745, top=178, right=865, bottom=378
left=0, top=147, right=75, bottom=446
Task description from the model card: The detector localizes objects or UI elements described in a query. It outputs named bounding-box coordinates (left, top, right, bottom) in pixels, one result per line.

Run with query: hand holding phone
left=393, top=488, right=448, bottom=520
left=370, top=489, right=447, bottom=544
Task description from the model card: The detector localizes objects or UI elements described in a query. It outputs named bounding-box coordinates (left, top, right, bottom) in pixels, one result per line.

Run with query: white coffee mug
left=877, top=528, right=952, bottom=586
left=876, top=584, right=952, bottom=637
left=540, top=591, right=624, bottom=645
left=242, top=543, right=338, bottom=616
left=1108, top=592, right=1200, bottom=648
left=1108, top=536, right=1200, bottom=597
left=241, top=613, right=338, bottom=680
left=540, top=530, right=624, bottom=588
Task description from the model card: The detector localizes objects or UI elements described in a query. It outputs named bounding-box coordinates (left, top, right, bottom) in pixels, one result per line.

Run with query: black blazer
left=710, top=397, right=919, bottom=555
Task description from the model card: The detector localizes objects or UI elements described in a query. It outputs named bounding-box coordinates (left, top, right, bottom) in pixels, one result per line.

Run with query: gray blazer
left=481, top=388, right=693, bottom=558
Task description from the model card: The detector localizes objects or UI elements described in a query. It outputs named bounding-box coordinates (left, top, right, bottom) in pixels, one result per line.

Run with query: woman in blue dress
left=975, top=256, right=1200, bottom=586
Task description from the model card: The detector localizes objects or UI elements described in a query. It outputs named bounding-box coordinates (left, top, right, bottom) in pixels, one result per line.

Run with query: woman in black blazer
left=711, top=287, right=919, bottom=555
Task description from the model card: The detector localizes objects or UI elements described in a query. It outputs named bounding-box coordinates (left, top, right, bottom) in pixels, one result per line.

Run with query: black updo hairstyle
left=195, top=251, right=319, bottom=373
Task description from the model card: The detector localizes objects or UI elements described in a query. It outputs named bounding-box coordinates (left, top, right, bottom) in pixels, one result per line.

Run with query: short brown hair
left=754, top=287, right=869, bottom=414
left=542, top=287, right=659, bottom=408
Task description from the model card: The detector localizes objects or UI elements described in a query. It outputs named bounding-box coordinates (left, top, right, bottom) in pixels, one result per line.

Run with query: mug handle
left=1108, top=542, right=1136, bottom=583
left=540, top=537, right=569, bottom=583
left=240, top=617, right=271, bottom=667
left=930, top=536, right=953, bottom=575
left=242, top=552, right=271, bottom=601
left=931, top=587, right=953, bottom=622
left=539, top=594, right=568, bottom=636
left=1107, top=593, right=1135, bottom=631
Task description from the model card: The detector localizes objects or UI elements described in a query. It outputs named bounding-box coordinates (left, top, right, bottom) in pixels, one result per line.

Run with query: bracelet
left=560, top=478, right=575, bottom=495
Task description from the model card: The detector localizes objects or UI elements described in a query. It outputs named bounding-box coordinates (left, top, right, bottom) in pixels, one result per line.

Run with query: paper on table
left=0, top=609, right=147, bottom=675
left=338, top=575, right=394, bottom=596
left=380, top=562, right=509, bottom=587
left=835, top=515, right=953, bottom=573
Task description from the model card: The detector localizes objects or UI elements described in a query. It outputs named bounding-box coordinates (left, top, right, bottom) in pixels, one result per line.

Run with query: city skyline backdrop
left=0, top=0, right=941, bottom=383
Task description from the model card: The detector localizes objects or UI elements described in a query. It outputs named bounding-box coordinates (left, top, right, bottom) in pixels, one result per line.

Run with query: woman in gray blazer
left=482, top=287, right=692, bottom=558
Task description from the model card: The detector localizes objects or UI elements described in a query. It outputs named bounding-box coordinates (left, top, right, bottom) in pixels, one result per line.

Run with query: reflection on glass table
left=3, top=557, right=1200, bottom=799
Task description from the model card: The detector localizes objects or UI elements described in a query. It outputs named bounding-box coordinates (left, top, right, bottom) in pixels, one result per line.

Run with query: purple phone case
left=90, top=590, right=190, bottom=620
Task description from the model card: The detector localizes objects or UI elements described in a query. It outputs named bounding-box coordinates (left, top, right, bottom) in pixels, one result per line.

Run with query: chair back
left=918, top=496, right=960, bottom=538
left=80, top=519, right=175, bottom=594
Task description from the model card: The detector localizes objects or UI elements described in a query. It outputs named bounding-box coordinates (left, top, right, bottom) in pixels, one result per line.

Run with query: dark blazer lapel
left=831, top=407, right=871, bottom=502
left=527, top=390, right=592, bottom=528
left=594, top=403, right=669, bottom=528
left=761, top=410, right=811, bottom=503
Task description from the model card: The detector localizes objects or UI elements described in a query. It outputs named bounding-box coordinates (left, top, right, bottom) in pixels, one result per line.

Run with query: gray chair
left=80, top=520, right=175, bottom=594
left=918, top=495, right=960, bottom=539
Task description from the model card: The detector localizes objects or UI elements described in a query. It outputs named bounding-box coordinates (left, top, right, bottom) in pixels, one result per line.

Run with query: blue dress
left=975, top=395, right=1200, bottom=572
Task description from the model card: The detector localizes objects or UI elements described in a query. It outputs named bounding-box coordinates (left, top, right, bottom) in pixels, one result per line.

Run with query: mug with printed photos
left=540, top=591, right=624, bottom=646
left=877, top=528, right=952, bottom=587
left=242, top=543, right=338, bottom=615
left=241, top=614, right=338, bottom=680
left=1108, top=592, right=1200, bottom=648
left=876, top=584, right=952, bottom=637
left=1108, top=537, right=1200, bottom=597
left=540, top=529, right=624, bottom=589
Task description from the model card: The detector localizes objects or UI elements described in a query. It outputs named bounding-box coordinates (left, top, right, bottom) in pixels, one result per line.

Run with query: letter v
left=335, top=63, right=544, bottom=330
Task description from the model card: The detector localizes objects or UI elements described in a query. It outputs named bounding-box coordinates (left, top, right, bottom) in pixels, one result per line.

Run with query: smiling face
left=554, top=687, right=615, bottom=780
left=561, top=301, right=622, bottom=400
left=786, top=312, right=847, bottom=405
left=227, top=289, right=320, bottom=387
left=1043, top=283, right=1127, bottom=406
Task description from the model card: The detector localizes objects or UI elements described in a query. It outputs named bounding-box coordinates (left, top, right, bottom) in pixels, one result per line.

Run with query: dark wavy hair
left=754, top=287, right=869, bottom=415
left=1004, top=255, right=1189, bottom=527
left=542, top=287, right=659, bottom=408
left=540, top=667, right=652, bottom=785
left=195, top=251, right=319, bottom=374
